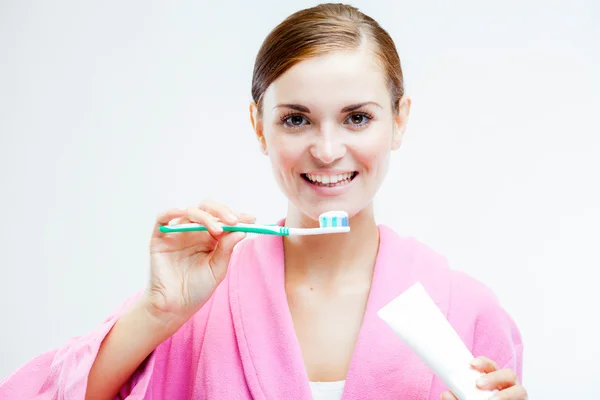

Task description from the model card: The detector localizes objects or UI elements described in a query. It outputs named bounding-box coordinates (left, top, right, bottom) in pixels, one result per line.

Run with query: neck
left=283, top=203, right=380, bottom=287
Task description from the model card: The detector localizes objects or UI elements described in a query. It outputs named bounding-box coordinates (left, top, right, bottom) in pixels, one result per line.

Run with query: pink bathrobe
left=0, top=225, right=523, bottom=399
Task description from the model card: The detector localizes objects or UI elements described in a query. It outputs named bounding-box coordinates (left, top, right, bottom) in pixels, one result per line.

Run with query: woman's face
left=250, top=46, right=411, bottom=221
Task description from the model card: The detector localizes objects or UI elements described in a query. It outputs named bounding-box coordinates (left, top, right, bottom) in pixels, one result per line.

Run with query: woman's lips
left=301, top=172, right=358, bottom=196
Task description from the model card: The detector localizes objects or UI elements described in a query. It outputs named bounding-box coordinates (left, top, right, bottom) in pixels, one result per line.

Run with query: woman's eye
left=351, top=114, right=365, bottom=124
left=346, top=113, right=371, bottom=126
left=282, top=114, right=308, bottom=128
left=290, top=115, right=305, bottom=125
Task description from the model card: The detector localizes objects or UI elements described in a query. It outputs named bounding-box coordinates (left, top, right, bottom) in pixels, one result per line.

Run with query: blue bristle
left=319, top=215, right=327, bottom=227
left=318, top=211, right=349, bottom=228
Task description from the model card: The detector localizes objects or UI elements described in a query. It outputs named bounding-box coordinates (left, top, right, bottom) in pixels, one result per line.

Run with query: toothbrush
left=159, top=210, right=350, bottom=236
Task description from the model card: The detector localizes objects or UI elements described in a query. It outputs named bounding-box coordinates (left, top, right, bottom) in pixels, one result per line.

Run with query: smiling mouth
left=301, top=172, right=358, bottom=187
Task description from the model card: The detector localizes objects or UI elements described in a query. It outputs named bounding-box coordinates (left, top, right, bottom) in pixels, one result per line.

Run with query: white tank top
left=309, top=380, right=346, bottom=400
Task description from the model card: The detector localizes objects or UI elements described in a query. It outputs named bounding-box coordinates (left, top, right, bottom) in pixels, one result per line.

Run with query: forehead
left=263, top=48, right=390, bottom=110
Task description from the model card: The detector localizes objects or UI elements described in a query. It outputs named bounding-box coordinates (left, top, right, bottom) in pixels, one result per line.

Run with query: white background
left=1, top=0, right=599, bottom=397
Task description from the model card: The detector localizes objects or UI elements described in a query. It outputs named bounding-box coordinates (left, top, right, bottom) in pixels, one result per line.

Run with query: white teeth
left=305, top=172, right=354, bottom=185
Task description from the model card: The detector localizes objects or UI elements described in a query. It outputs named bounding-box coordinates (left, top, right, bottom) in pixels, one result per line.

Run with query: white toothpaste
left=377, top=282, right=496, bottom=400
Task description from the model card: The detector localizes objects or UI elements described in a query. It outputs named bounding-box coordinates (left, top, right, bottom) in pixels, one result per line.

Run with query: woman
left=0, top=4, right=527, bottom=400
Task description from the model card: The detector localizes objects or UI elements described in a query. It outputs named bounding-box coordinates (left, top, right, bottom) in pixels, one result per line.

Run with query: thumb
left=209, top=232, right=246, bottom=283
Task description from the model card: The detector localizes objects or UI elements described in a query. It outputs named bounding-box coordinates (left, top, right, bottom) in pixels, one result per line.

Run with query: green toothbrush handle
left=159, top=223, right=289, bottom=236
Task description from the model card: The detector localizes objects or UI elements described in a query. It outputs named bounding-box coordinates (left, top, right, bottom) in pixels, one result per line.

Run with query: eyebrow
left=273, top=102, right=382, bottom=113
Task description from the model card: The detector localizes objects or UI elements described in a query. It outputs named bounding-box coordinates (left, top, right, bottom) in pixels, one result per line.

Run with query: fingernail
left=227, top=213, right=237, bottom=222
left=471, top=358, right=482, bottom=367
left=476, top=376, right=488, bottom=387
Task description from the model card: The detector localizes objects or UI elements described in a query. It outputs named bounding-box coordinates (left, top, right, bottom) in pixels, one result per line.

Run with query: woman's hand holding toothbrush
left=87, top=200, right=255, bottom=400
left=144, top=199, right=256, bottom=327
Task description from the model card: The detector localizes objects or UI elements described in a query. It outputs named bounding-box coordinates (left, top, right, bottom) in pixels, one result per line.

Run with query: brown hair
left=251, top=3, right=404, bottom=116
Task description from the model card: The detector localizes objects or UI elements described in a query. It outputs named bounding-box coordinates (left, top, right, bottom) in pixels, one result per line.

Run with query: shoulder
left=382, top=226, right=523, bottom=371
left=381, top=226, right=512, bottom=317
left=449, top=269, right=504, bottom=320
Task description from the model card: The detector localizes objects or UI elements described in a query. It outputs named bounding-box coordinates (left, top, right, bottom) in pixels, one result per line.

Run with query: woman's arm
left=85, top=296, right=189, bottom=400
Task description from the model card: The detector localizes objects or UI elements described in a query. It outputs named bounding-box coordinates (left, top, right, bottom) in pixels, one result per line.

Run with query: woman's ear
left=249, top=102, right=268, bottom=155
left=392, top=95, right=411, bottom=150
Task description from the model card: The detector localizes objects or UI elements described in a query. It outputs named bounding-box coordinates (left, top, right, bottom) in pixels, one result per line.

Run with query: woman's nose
left=309, top=126, right=346, bottom=164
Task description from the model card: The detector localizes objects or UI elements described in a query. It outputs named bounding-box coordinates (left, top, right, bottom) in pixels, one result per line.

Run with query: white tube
left=377, top=282, right=496, bottom=400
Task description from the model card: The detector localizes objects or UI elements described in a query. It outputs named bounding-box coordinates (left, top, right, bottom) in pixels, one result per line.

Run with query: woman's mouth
left=301, top=172, right=358, bottom=187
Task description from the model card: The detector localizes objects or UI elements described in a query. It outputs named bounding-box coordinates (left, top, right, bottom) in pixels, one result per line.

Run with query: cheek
left=352, top=130, right=392, bottom=170
left=267, top=135, right=304, bottom=170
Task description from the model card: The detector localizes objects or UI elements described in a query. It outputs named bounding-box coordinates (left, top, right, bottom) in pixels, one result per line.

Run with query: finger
left=470, top=356, right=499, bottom=373
left=174, top=216, right=191, bottom=224
left=153, top=208, right=189, bottom=237
left=440, top=391, right=458, bottom=400
left=476, top=368, right=519, bottom=391
left=199, top=199, right=238, bottom=225
left=208, top=232, right=247, bottom=283
left=490, top=384, right=528, bottom=399
left=155, top=208, right=189, bottom=225
left=236, top=212, right=257, bottom=224
left=187, top=208, right=224, bottom=236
